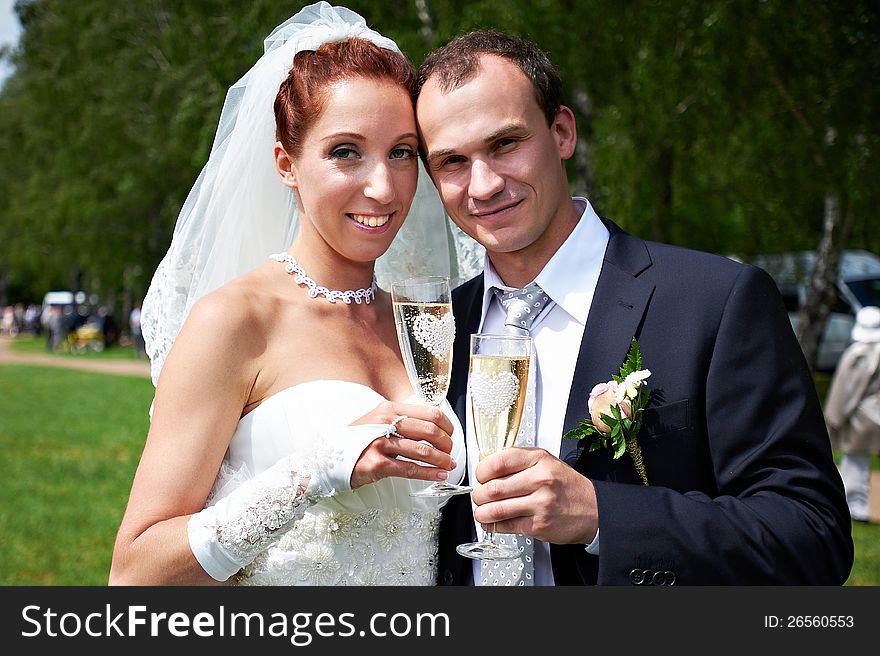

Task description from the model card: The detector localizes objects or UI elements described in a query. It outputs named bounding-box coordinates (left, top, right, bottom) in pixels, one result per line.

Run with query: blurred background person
left=1, top=305, right=15, bottom=337
left=97, top=305, right=118, bottom=347
left=45, top=305, right=64, bottom=352
left=826, top=306, right=880, bottom=523
left=24, top=303, right=40, bottom=335
left=129, top=302, right=144, bottom=358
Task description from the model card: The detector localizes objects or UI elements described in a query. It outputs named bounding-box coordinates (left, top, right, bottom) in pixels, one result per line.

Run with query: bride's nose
left=363, top=161, right=396, bottom=204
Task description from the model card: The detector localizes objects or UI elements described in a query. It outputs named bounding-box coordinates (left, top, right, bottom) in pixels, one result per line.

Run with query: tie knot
left=496, top=283, right=551, bottom=335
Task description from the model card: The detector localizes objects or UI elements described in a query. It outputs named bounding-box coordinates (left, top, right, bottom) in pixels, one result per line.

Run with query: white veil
left=141, top=2, right=483, bottom=387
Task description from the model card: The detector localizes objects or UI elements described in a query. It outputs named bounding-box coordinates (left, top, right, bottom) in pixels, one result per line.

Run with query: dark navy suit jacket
left=437, top=218, right=853, bottom=585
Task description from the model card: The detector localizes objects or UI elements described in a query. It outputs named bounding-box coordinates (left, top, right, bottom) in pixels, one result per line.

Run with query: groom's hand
left=472, top=447, right=598, bottom=545
left=350, top=401, right=456, bottom=489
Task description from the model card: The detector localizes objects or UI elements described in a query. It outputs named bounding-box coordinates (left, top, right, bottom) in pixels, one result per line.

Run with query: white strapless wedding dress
left=199, top=380, right=466, bottom=586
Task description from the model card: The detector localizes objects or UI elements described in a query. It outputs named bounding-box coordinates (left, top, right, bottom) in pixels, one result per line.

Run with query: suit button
left=629, top=569, right=645, bottom=585
left=652, top=570, right=669, bottom=586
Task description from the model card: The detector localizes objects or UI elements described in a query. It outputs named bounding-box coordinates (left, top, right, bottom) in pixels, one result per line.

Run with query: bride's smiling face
left=278, top=76, right=419, bottom=264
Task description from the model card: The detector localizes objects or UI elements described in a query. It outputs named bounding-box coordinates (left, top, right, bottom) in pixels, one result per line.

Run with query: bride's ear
left=274, top=142, right=298, bottom=188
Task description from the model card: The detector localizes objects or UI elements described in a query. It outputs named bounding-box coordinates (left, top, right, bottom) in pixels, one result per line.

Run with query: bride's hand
left=350, top=401, right=456, bottom=489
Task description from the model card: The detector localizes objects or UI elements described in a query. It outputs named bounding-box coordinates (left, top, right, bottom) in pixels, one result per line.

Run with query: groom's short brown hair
left=416, top=29, right=565, bottom=126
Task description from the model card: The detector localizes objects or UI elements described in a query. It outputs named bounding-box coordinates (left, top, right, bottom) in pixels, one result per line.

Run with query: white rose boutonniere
left=564, top=338, right=651, bottom=485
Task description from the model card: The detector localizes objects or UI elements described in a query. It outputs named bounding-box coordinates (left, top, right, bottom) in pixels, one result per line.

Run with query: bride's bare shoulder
left=183, top=264, right=283, bottom=342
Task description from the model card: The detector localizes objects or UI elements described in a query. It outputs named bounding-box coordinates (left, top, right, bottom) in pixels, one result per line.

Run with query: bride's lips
left=348, top=212, right=395, bottom=234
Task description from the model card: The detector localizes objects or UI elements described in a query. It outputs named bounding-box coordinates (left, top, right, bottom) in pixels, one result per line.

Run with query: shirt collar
left=480, top=197, right=609, bottom=327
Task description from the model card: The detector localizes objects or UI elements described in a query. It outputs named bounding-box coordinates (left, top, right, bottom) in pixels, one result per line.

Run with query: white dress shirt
left=467, top=197, right=609, bottom=585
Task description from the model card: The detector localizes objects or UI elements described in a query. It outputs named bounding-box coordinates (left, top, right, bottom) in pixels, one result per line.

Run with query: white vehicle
left=750, top=250, right=880, bottom=371
left=42, top=290, right=74, bottom=306
left=40, top=290, right=75, bottom=327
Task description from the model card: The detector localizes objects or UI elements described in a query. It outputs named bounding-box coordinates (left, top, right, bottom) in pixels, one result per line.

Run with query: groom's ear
left=274, top=142, right=298, bottom=188
left=552, top=106, right=577, bottom=161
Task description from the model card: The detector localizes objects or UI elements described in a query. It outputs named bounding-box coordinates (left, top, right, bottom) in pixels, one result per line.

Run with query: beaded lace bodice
left=204, top=380, right=465, bottom=586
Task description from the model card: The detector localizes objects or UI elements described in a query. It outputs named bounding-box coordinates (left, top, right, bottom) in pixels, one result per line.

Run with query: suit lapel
left=559, top=220, right=656, bottom=466
left=450, top=274, right=484, bottom=428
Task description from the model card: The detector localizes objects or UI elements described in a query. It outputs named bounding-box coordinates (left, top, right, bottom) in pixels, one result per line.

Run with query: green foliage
left=1, top=0, right=878, bottom=308
left=581, top=0, right=880, bottom=257
left=0, top=0, right=306, bottom=304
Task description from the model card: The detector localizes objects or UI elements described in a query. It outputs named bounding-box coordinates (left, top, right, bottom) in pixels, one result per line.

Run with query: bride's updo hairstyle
left=274, top=38, right=417, bottom=158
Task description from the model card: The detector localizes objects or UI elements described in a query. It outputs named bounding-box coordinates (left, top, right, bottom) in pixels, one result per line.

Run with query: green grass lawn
left=0, top=364, right=152, bottom=584
left=9, top=333, right=146, bottom=361
left=848, top=520, right=880, bottom=585
left=0, top=362, right=877, bottom=585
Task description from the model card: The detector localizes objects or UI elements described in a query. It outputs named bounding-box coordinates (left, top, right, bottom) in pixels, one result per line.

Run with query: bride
left=109, top=3, right=477, bottom=586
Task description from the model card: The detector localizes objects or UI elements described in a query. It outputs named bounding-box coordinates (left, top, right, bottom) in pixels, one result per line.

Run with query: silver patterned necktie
left=480, top=282, right=551, bottom=586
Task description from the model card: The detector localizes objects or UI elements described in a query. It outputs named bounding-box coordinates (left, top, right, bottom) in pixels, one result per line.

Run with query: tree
left=1, top=0, right=876, bottom=348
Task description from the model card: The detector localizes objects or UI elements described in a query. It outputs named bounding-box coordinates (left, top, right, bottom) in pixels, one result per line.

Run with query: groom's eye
left=436, top=155, right=465, bottom=170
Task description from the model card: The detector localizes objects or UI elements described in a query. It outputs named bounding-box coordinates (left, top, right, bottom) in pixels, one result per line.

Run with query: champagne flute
left=391, top=276, right=472, bottom=498
left=456, top=333, right=531, bottom=560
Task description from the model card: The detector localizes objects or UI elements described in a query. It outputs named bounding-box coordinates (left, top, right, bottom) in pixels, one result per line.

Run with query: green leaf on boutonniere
left=562, top=419, right=597, bottom=442
left=623, top=337, right=642, bottom=376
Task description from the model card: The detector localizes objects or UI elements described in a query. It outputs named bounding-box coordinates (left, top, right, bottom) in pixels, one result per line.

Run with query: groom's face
left=416, top=55, right=576, bottom=264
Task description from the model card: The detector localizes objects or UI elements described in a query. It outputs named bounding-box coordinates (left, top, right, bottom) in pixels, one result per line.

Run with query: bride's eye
left=390, top=146, right=416, bottom=160
left=330, top=145, right=359, bottom=160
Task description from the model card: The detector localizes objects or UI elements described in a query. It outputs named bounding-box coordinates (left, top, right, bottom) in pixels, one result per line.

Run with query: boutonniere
left=564, top=338, right=651, bottom=486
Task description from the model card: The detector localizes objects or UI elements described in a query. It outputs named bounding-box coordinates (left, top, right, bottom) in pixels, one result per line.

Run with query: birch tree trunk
left=414, top=0, right=434, bottom=46
left=796, top=192, right=851, bottom=371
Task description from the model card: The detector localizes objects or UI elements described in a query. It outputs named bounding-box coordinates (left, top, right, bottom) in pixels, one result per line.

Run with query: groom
left=415, top=29, right=853, bottom=585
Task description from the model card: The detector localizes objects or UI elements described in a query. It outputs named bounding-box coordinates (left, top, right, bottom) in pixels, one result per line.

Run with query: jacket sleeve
left=593, top=265, right=853, bottom=585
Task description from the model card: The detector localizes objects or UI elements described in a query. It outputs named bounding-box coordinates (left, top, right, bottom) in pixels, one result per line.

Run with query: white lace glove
left=188, top=423, right=390, bottom=581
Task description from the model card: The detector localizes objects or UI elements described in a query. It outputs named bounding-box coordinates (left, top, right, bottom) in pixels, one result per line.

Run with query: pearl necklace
left=269, top=252, right=377, bottom=304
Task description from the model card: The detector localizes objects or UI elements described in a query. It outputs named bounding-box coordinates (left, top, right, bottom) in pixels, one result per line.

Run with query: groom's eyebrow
left=485, top=124, right=528, bottom=143
left=426, top=123, right=529, bottom=164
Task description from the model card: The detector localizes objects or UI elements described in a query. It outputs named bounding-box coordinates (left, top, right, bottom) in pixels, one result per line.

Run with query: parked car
left=40, top=291, right=74, bottom=327
left=749, top=250, right=880, bottom=371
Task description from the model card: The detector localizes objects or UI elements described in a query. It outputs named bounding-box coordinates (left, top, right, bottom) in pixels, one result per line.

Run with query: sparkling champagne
left=392, top=301, right=454, bottom=405
left=469, top=354, right=530, bottom=457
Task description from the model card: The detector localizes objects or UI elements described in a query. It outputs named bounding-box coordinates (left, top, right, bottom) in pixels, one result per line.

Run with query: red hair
left=274, top=38, right=416, bottom=158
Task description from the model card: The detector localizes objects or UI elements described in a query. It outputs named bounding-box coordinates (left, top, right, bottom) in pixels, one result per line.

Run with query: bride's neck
left=286, top=242, right=376, bottom=292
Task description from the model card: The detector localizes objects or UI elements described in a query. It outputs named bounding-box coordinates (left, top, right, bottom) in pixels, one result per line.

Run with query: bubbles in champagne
left=469, top=354, right=530, bottom=456
left=393, top=302, right=454, bottom=405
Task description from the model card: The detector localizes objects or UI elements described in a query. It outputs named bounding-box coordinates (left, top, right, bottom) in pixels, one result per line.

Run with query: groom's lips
left=471, top=199, right=523, bottom=220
